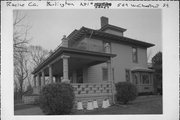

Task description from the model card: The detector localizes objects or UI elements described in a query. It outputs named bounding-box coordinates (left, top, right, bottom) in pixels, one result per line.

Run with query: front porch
left=28, top=38, right=116, bottom=107
left=31, top=82, right=113, bottom=108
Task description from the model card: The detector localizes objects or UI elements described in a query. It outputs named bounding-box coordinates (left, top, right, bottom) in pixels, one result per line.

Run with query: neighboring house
left=23, top=16, right=155, bottom=105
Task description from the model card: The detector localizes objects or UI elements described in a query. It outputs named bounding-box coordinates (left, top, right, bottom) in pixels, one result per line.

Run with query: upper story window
left=103, top=42, right=111, bottom=53
left=132, top=47, right=138, bottom=63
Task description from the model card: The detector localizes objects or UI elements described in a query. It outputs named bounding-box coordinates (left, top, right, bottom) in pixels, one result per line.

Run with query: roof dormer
left=99, top=16, right=127, bottom=37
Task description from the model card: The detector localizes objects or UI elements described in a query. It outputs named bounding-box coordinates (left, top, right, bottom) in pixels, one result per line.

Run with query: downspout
left=111, top=58, right=115, bottom=105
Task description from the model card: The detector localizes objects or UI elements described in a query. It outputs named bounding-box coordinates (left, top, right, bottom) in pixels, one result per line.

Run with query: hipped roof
left=68, top=26, right=154, bottom=48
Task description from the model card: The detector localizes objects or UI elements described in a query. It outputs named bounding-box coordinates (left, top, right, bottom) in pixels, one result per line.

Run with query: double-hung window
left=102, top=68, right=108, bottom=81
left=102, top=67, right=114, bottom=81
left=132, top=47, right=138, bottom=63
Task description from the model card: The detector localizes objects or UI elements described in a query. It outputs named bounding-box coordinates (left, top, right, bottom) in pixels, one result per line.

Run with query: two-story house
left=26, top=16, right=154, bottom=106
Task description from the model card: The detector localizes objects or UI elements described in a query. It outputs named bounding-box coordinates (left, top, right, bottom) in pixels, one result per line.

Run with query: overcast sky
left=16, top=9, right=162, bottom=62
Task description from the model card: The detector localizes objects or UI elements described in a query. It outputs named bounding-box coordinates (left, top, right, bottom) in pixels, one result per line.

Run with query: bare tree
left=13, top=11, right=31, bottom=99
left=13, top=11, right=32, bottom=60
left=26, top=45, right=49, bottom=87
left=28, top=45, right=49, bottom=68
left=14, top=51, right=29, bottom=99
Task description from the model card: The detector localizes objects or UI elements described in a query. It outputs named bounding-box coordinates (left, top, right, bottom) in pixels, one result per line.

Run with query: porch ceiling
left=32, top=47, right=116, bottom=75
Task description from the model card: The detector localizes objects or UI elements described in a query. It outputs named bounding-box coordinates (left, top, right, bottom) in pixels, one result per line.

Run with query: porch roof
left=131, top=67, right=154, bottom=72
left=32, top=47, right=116, bottom=75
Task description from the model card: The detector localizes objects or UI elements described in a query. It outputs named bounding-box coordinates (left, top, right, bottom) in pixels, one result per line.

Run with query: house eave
left=77, top=27, right=154, bottom=48
left=131, top=67, right=155, bottom=72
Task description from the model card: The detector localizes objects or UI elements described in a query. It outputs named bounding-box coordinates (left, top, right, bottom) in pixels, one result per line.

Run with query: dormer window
left=132, top=47, right=138, bottom=63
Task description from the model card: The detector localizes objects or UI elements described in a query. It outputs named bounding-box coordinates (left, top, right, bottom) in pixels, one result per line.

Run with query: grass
left=72, top=95, right=162, bottom=114
left=14, top=95, right=162, bottom=115
left=14, top=104, right=39, bottom=111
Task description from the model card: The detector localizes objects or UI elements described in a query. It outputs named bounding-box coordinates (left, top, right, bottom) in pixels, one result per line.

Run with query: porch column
left=107, top=60, right=112, bottom=82
left=39, top=74, right=41, bottom=86
left=33, top=75, right=36, bottom=87
left=61, top=55, right=70, bottom=83
left=107, top=59, right=115, bottom=104
left=105, top=43, right=112, bottom=82
left=36, top=74, right=40, bottom=87
left=49, top=65, right=53, bottom=83
left=41, top=70, right=45, bottom=86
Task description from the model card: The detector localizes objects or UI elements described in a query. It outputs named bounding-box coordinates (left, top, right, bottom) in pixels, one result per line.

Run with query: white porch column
left=107, top=59, right=115, bottom=104
left=105, top=43, right=112, bottom=82
left=41, top=70, right=45, bottom=86
left=61, top=55, right=70, bottom=83
left=33, top=75, right=36, bottom=87
left=49, top=65, right=53, bottom=83
left=36, top=74, right=40, bottom=87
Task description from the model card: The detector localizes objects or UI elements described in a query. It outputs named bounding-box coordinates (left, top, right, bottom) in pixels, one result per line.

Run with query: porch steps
left=74, top=97, right=112, bottom=110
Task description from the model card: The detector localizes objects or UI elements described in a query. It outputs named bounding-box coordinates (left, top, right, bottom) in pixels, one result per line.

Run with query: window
left=132, top=73, right=138, bottom=84
left=102, top=68, right=108, bottom=81
left=102, top=67, right=114, bottom=81
left=132, top=47, right=138, bottom=63
left=125, top=69, right=130, bottom=82
left=103, top=42, right=111, bottom=53
left=112, top=68, right=114, bottom=81
left=141, top=73, right=150, bottom=85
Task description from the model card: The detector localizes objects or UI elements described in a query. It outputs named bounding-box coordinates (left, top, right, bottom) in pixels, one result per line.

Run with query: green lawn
left=14, top=95, right=162, bottom=115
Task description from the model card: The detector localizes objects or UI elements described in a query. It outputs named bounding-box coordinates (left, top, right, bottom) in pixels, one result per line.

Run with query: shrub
left=115, top=82, right=137, bottom=104
left=39, top=83, right=75, bottom=115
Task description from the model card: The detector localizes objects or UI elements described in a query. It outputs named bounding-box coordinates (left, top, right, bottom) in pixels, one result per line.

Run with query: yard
left=14, top=95, right=162, bottom=115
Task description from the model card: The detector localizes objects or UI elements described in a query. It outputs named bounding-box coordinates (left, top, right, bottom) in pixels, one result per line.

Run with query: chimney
left=61, top=35, right=68, bottom=47
left=101, top=16, right=108, bottom=28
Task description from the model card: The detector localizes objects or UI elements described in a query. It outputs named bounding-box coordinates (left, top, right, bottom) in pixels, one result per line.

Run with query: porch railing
left=72, top=83, right=112, bottom=97
left=71, top=82, right=113, bottom=107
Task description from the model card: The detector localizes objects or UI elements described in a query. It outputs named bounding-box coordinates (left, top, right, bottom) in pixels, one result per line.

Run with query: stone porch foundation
left=22, top=82, right=114, bottom=109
